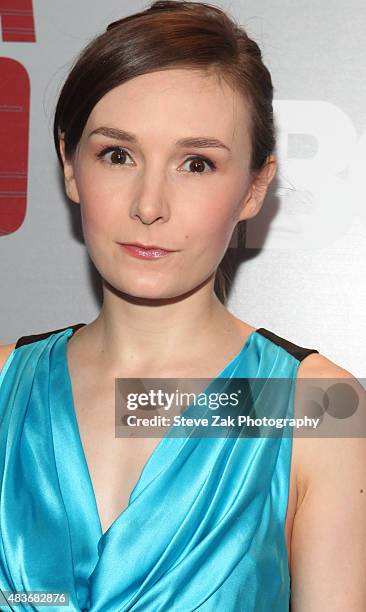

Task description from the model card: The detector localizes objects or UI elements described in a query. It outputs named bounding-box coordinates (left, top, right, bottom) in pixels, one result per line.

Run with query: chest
left=72, top=381, right=299, bottom=569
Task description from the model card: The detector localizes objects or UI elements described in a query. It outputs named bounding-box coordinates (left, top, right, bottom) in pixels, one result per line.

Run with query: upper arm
left=290, top=354, right=366, bottom=610
left=0, top=343, right=16, bottom=373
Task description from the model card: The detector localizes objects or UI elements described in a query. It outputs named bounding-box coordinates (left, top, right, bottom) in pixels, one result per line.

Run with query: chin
left=105, top=275, right=178, bottom=300
left=112, top=276, right=205, bottom=303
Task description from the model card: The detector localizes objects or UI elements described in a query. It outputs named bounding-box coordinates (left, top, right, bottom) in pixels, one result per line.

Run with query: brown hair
left=53, top=0, right=275, bottom=303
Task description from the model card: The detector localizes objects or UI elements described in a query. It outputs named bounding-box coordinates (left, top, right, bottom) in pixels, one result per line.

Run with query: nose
left=130, top=171, right=170, bottom=225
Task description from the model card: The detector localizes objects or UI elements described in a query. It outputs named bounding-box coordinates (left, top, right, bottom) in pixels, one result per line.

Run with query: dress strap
left=255, top=327, right=319, bottom=362
left=14, top=323, right=86, bottom=349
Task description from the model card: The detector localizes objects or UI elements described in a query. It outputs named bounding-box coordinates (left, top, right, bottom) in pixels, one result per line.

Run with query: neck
left=82, top=275, right=238, bottom=371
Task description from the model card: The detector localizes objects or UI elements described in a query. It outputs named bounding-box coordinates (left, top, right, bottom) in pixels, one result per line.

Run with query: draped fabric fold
left=0, top=326, right=300, bottom=611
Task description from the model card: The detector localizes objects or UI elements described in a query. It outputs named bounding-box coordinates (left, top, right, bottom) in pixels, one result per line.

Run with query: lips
left=121, top=242, right=175, bottom=252
left=118, top=242, right=176, bottom=260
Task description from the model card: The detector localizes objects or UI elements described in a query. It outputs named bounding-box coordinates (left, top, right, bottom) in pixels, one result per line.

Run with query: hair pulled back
left=53, top=0, right=275, bottom=303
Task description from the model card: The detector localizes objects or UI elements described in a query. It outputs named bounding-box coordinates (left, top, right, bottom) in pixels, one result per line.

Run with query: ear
left=58, top=133, right=80, bottom=204
left=237, top=155, right=277, bottom=222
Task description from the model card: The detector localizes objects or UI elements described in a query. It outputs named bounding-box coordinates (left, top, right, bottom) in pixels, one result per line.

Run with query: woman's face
left=61, top=68, right=274, bottom=299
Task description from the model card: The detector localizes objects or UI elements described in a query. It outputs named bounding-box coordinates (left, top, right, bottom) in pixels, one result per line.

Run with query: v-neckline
left=61, top=324, right=259, bottom=541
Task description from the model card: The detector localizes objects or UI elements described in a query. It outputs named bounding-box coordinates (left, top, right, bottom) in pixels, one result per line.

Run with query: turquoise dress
left=0, top=323, right=318, bottom=611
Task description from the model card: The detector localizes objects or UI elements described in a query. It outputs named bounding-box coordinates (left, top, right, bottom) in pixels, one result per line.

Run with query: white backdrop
left=1, top=0, right=365, bottom=377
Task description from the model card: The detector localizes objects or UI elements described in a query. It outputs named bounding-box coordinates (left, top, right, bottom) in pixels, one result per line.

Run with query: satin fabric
left=0, top=325, right=300, bottom=611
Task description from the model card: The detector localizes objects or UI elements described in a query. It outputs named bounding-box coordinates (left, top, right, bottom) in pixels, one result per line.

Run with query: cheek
left=75, top=173, right=118, bottom=239
left=74, top=160, right=242, bottom=256
left=188, top=189, right=238, bottom=256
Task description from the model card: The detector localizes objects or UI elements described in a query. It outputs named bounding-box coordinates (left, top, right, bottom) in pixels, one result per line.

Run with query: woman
left=0, top=1, right=365, bottom=610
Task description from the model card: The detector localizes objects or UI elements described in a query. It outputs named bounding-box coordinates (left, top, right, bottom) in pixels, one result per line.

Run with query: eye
left=95, top=147, right=217, bottom=175
left=181, top=156, right=216, bottom=175
left=96, top=146, right=133, bottom=167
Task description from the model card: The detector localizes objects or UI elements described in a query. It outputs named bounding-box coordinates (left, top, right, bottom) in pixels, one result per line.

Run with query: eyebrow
left=87, top=126, right=231, bottom=152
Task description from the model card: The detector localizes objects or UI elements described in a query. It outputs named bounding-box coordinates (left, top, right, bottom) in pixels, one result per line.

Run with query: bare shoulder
left=296, top=350, right=353, bottom=379
left=289, top=352, right=366, bottom=607
left=0, top=343, right=17, bottom=372
left=294, top=351, right=366, bottom=489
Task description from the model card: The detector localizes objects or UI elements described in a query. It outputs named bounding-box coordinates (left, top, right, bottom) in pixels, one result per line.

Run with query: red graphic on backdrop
left=0, top=0, right=36, bottom=42
left=0, top=58, right=30, bottom=235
